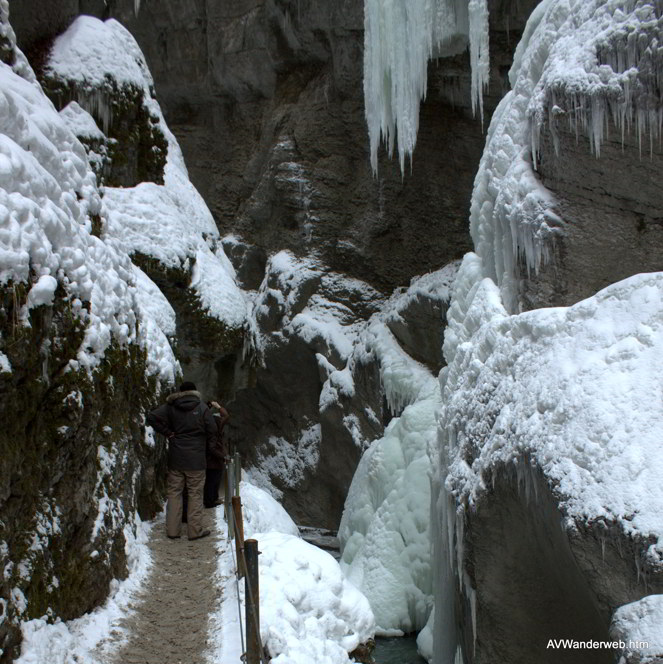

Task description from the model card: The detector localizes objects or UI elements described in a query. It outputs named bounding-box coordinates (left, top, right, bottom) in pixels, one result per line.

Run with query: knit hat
left=179, top=381, right=197, bottom=392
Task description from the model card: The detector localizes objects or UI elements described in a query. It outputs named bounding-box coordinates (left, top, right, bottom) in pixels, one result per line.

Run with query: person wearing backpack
left=147, top=381, right=218, bottom=540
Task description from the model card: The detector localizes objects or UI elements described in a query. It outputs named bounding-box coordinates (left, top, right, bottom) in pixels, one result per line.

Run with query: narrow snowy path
left=109, top=509, right=225, bottom=664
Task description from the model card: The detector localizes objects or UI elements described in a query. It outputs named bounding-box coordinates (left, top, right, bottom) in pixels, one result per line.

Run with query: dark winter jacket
left=147, top=390, right=218, bottom=471
left=207, top=412, right=229, bottom=470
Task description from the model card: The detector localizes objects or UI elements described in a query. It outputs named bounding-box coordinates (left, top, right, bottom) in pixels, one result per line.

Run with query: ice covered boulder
left=435, top=259, right=663, bottom=664
left=612, top=595, right=663, bottom=664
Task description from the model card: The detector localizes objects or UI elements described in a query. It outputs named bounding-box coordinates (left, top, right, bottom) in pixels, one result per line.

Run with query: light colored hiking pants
left=166, top=469, right=206, bottom=539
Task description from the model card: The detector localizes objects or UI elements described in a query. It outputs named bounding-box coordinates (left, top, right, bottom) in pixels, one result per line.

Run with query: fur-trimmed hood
left=167, top=390, right=203, bottom=411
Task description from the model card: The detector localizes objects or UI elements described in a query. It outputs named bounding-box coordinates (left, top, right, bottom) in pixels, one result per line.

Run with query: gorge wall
left=8, top=2, right=663, bottom=664
left=9, top=0, right=543, bottom=528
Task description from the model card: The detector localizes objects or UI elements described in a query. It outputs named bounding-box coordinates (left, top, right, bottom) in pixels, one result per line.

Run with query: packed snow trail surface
left=109, top=513, right=222, bottom=664
left=17, top=480, right=375, bottom=664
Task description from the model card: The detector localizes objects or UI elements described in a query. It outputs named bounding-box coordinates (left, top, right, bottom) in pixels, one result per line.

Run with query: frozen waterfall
left=363, top=0, right=489, bottom=173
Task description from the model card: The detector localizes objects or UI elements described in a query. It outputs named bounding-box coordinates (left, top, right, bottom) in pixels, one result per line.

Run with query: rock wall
left=0, top=12, right=170, bottom=659
left=0, top=289, right=166, bottom=662
left=521, top=122, right=663, bottom=310
left=8, top=0, right=536, bottom=291
left=459, top=460, right=663, bottom=663
left=7, top=0, right=543, bottom=529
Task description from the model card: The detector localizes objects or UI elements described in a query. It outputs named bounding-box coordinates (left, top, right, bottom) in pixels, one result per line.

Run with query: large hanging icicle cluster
left=363, top=0, right=489, bottom=173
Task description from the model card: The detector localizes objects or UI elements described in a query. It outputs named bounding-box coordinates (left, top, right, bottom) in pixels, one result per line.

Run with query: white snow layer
left=470, top=0, right=663, bottom=311
left=442, top=260, right=663, bottom=553
left=47, top=16, right=247, bottom=330
left=612, top=595, right=663, bottom=662
left=435, top=259, right=663, bottom=662
left=15, top=515, right=152, bottom=664
left=210, top=482, right=376, bottom=664
left=237, top=480, right=300, bottom=538
left=48, top=17, right=150, bottom=92
left=0, top=10, right=202, bottom=385
left=363, top=0, right=489, bottom=172
left=0, top=27, right=141, bottom=373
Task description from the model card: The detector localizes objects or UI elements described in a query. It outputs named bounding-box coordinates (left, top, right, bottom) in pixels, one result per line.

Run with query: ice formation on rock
left=363, top=0, right=488, bottom=172
left=435, top=258, right=663, bottom=662
left=0, top=20, right=142, bottom=373
left=339, top=265, right=457, bottom=634
left=427, top=2, right=663, bottom=660
left=471, top=0, right=663, bottom=311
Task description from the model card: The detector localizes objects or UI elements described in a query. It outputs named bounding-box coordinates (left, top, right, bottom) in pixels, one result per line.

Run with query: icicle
left=446, top=493, right=456, bottom=570
left=134, top=0, right=141, bottom=16
left=455, top=508, right=464, bottom=587
left=454, top=646, right=464, bottom=664
left=462, top=573, right=478, bottom=656
left=435, top=481, right=460, bottom=664
left=364, top=0, right=490, bottom=173
left=468, top=0, right=489, bottom=125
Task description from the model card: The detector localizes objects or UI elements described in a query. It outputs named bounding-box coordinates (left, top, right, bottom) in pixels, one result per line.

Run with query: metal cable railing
left=227, top=516, right=246, bottom=658
left=225, top=456, right=269, bottom=664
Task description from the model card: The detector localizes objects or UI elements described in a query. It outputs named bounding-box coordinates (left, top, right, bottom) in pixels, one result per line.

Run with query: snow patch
left=612, top=595, right=663, bottom=662
left=210, top=490, right=375, bottom=664
left=16, top=515, right=152, bottom=664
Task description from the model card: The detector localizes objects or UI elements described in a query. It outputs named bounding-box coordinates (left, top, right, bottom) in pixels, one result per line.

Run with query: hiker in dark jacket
left=147, top=381, right=217, bottom=541
left=204, top=401, right=230, bottom=508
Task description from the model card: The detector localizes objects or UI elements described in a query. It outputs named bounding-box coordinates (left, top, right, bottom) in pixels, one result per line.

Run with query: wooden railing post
left=245, top=538, right=260, bottom=664
left=234, top=451, right=241, bottom=496
left=232, top=495, right=245, bottom=578
left=224, top=460, right=233, bottom=539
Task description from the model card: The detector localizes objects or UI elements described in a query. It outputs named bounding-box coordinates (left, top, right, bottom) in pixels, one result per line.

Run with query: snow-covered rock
left=211, top=481, right=375, bottom=664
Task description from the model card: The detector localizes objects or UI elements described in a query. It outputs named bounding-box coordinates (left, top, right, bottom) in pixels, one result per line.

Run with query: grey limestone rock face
left=519, top=122, right=663, bottom=311
left=0, top=282, right=167, bottom=663
left=0, top=13, right=168, bottom=661
left=449, top=459, right=663, bottom=664
left=225, top=252, right=386, bottom=527
left=6, top=0, right=538, bottom=293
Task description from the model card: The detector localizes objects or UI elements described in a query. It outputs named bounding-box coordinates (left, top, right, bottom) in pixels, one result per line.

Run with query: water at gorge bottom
left=373, top=635, right=427, bottom=664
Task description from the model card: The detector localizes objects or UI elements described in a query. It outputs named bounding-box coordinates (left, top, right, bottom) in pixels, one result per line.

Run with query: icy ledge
left=441, top=258, right=663, bottom=551
left=471, top=0, right=663, bottom=311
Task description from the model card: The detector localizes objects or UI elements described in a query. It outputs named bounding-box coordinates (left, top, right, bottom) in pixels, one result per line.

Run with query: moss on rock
left=0, top=277, right=167, bottom=662
left=40, top=74, right=167, bottom=188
